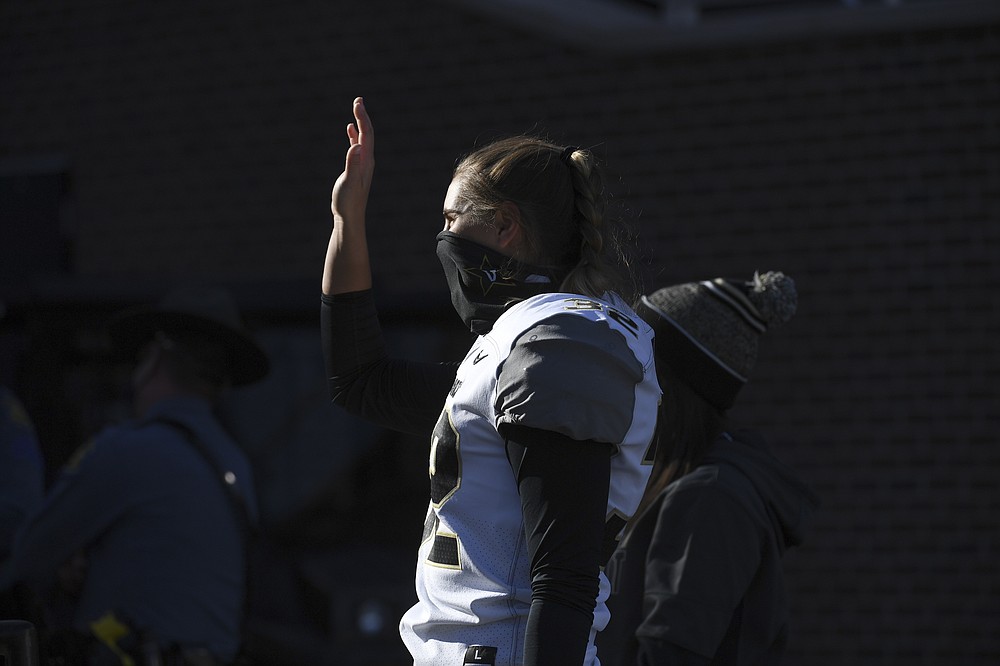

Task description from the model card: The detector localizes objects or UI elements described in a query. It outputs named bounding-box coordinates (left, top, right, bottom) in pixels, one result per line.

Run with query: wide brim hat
left=107, top=285, right=269, bottom=386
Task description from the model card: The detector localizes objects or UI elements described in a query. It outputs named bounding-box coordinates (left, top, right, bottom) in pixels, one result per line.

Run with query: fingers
left=341, top=97, right=373, bottom=175
left=344, top=98, right=371, bottom=151
left=353, top=97, right=373, bottom=150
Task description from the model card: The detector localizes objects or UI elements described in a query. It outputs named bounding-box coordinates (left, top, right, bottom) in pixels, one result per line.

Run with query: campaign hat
left=108, top=285, right=269, bottom=386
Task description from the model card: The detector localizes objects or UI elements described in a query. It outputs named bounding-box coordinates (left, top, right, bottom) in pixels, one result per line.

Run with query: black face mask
left=436, top=231, right=563, bottom=335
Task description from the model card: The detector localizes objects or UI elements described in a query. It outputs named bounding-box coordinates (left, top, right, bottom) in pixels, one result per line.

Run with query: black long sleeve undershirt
left=321, top=290, right=456, bottom=436
left=504, top=424, right=613, bottom=665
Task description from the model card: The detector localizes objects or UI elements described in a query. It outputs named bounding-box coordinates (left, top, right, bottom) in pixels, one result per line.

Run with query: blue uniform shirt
left=8, top=394, right=256, bottom=661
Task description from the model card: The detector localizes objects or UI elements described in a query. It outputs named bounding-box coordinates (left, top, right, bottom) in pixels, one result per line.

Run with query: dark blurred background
left=1, top=0, right=998, bottom=663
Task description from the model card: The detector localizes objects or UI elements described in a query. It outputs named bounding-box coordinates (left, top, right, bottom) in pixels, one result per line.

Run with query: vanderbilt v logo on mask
left=436, top=231, right=563, bottom=335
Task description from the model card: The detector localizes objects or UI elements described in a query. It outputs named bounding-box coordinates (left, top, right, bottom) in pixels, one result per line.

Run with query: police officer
left=7, top=286, right=268, bottom=665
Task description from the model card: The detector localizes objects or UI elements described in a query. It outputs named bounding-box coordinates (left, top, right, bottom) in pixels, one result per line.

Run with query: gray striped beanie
left=636, top=271, right=797, bottom=411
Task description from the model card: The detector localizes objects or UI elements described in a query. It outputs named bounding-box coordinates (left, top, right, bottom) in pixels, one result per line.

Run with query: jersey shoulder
left=493, top=294, right=654, bottom=444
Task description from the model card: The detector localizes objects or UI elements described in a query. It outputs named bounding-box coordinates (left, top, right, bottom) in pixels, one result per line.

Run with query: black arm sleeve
left=321, top=290, right=457, bottom=436
left=502, top=423, right=613, bottom=666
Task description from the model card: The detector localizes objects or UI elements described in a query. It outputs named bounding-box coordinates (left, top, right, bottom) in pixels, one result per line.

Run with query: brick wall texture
left=2, top=1, right=998, bottom=663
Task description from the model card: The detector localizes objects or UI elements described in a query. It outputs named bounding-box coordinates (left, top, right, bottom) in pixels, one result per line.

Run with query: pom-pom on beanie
left=635, top=271, right=797, bottom=411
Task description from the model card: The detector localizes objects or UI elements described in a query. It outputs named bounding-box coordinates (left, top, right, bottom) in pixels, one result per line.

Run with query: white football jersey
left=400, top=292, right=660, bottom=666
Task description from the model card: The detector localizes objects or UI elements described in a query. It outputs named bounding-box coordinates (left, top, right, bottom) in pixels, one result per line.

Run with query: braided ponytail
left=558, top=148, right=633, bottom=300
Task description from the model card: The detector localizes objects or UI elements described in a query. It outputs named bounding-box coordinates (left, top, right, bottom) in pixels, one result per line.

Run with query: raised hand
left=332, top=97, right=375, bottom=225
left=323, top=97, right=375, bottom=295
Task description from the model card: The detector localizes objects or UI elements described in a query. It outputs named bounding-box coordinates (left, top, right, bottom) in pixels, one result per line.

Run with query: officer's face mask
left=435, top=231, right=561, bottom=335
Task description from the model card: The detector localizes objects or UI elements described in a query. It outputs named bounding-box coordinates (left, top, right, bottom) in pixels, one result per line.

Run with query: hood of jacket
left=702, top=428, right=820, bottom=551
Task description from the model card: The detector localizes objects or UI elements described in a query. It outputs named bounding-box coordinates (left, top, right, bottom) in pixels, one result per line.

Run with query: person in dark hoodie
left=597, top=271, right=820, bottom=666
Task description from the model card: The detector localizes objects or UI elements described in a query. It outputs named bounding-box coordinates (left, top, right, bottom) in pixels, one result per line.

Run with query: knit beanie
left=635, top=271, right=797, bottom=411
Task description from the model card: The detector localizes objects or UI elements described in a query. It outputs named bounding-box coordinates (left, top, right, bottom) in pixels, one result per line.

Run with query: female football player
left=321, top=97, right=660, bottom=666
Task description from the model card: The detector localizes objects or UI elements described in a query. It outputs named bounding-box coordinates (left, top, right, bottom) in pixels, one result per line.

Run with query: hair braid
left=560, top=148, right=631, bottom=300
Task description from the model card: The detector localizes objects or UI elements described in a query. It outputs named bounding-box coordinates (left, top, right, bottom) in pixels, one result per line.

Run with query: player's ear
left=493, top=202, right=524, bottom=255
